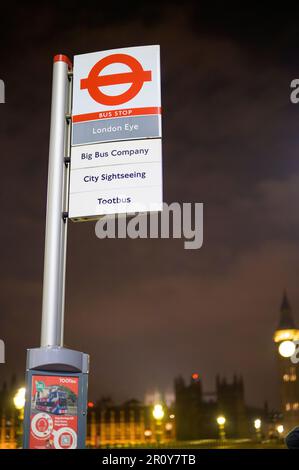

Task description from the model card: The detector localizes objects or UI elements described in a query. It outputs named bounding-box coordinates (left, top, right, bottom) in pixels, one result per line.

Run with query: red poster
left=29, top=375, right=79, bottom=449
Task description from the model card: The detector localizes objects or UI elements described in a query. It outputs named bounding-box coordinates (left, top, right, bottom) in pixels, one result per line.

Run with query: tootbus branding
left=29, top=375, right=79, bottom=449
left=59, top=377, right=77, bottom=384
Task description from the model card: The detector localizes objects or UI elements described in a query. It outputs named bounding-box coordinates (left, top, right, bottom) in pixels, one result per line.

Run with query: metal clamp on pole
left=62, top=211, right=69, bottom=222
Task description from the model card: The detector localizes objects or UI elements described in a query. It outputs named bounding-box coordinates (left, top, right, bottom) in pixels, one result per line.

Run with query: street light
left=13, top=387, right=26, bottom=419
left=277, top=424, right=284, bottom=435
left=254, top=419, right=261, bottom=429
left=13, top=387, right=26, bottom=448
left=217, top=416, right=225, bottom=426
left=153, top=404, right=164, bottom=421
left=254, top=418, right=261, bottom=441
left=216, top=415, right=226, bottom=440
left=165, top=422, right=173, bottom=431
left=152, top=404, right=164, bottom=446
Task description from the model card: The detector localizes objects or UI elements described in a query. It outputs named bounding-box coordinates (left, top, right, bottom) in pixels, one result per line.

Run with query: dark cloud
left=0, top=2, right=299, bottom=408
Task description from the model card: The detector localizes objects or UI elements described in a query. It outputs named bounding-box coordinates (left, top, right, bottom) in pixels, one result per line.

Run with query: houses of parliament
left=175, top=292, right=299, bottom=439
left=1, top=292, right=299, bottom=445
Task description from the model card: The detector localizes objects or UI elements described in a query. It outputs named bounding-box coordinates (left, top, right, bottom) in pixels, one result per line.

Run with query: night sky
left=1, top=2, right=299, bottom=409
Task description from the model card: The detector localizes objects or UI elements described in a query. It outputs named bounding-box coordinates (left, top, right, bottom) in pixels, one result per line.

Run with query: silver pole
left=58, top=70, right=72, bottom=346
left=41, top=55, right=72, bottom=348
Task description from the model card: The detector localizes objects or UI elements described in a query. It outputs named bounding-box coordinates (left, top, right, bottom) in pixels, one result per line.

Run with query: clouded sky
left=1, top=2, right=299, bottom=409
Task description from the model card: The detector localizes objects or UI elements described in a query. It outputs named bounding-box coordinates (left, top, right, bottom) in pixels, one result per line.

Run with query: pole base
left=23, top=347, right=89, bottom=449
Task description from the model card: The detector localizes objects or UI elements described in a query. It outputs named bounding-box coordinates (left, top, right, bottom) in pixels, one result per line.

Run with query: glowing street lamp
left=277, top=424, right=284, bottom=436
left=165, top=422, right=173, bottom=431
left=153, top=404, right=164, bottom=421
left=217, top=416, right=226, bottom=426
left=152, top=404, right=164, bottom=445
left=254, top=418, right=261, bottom=429
left=254, top=418, right=262, bottom=441
left=13, top=387, right=26, bottom=419
left=216, top=415, right=226, bottom=440
left=13, top=387, right=26, bottom=448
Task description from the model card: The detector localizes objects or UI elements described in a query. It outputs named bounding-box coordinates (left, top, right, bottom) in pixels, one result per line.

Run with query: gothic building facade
left=175, top=373, right=251, bottom=440
left=273, top=292, right=299, bottom=432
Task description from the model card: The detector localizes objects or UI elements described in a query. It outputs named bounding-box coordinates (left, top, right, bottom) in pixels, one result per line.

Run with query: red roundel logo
left=80, top=54, right=152, bottom=106
left=36, top=418, right=49, bottom=433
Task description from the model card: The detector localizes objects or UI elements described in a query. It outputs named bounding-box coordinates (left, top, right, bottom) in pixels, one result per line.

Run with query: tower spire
left=278, top=290, right=296, bottom=329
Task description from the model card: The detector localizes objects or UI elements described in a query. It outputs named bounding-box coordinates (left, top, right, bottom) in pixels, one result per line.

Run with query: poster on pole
left=29, top=375, right=79, bottom=449
left=69, top=45, right=162, bottom=220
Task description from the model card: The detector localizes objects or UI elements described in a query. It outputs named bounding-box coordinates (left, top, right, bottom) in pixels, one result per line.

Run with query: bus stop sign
left=80, top=53, right=152, bottom=106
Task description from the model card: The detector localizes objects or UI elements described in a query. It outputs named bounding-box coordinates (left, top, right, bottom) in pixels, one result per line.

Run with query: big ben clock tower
left=273, top=292, right=299, bottom=432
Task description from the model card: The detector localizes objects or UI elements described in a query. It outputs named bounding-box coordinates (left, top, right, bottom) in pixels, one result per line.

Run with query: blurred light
left=274, top=329, right=299, bottom=343
left=254, top=419, right=261, bottom=430
left=217, top=416, right=226, bottom=426
left=277, top=425, right=284, bottom=434
left=88, top=401, right=94, bottom=408
left=13, top=387, right=26, bottom=410
left=153, top=404, right=164, bottom=420
left=192, top=373, right=199, bottom=380
left=169, top=414, right=175, bottom=419
left=144, top=429, right=152, bottom=437
left=279, top=340, right=295, bottom=357
left=165, top=422, right=173, bottom=431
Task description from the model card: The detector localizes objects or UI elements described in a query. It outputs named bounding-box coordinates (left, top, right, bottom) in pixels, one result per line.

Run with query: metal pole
left=40, top=55, right=72, bottom=347
left=57, top=70, right=73, bottom=346
left=23, top=60, right=89, bottom=448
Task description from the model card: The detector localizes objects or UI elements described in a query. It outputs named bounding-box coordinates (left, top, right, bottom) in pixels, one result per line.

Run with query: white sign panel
left=69, top=45, right=162, bottom=220
left=70, top=139, right=161, bottom=169
left=70, top=162, right=162, bottom=194
left=69, top=187, right=162, bottom=220
left=72, top=45, right=161, bottom=146
left=68, top=141, right=162, bottom=219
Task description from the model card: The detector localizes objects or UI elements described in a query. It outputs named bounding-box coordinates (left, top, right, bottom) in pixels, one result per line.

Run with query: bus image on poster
left=29, top=375, right=79, bottom=449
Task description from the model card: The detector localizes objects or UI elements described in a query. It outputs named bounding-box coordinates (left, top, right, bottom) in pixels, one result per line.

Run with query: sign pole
left=57, top=59, right=73, bottom=347
left=41, top=54, right=71, bottom=347
left=23, top=55, right=89, bottom=450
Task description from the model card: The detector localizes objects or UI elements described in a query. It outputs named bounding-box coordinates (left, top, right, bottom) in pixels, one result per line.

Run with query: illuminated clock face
left=278, top=340, right=295, bottom=358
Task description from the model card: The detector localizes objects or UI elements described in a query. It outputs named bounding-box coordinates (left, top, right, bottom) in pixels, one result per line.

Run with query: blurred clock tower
left=273, top=292, right=299, bottom=432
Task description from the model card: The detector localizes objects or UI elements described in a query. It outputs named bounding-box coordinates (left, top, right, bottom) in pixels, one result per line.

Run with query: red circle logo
left=36, top=418, right=48, bottom=433
left=80, top=54, right=152, bottom=106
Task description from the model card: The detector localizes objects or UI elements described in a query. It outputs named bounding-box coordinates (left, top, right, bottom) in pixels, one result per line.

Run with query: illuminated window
left=293, top=403, right=299, bottom=410
left=291, top=375, right=297, bottom=381
left=286, top=403, right=291, bottom=411
left=283, top=374, right=290, bottom=382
